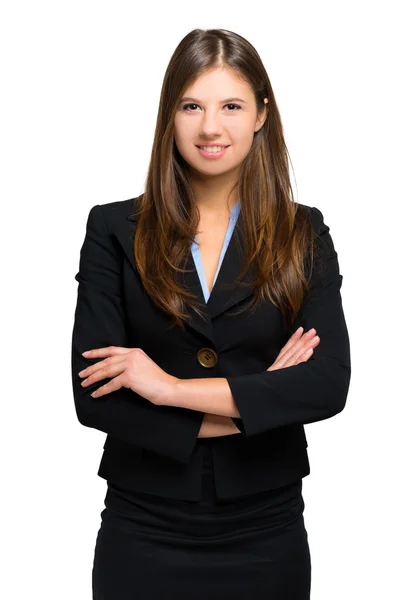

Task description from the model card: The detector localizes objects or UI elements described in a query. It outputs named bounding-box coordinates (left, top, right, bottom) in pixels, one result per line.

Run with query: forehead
left=182, top=68, right=253, bottom=100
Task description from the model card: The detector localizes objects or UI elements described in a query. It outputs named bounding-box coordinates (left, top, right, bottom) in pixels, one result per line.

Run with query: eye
left=224, top=104, right=241, bottom=111
left=182, top=103, right=200, bottom=111
left=181, top=103, right=242, bottom=112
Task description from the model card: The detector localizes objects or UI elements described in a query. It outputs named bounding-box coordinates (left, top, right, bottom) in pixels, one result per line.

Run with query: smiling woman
left=71, top=26, right=350, bottom=600
left=173, top=70, right=269, bottom=216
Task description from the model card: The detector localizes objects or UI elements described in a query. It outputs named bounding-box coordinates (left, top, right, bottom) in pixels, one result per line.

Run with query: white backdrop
left=1, top=1, right=404, bottom=598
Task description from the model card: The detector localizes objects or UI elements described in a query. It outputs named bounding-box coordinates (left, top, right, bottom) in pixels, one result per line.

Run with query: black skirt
left=92, top=446, right=311, bottom=599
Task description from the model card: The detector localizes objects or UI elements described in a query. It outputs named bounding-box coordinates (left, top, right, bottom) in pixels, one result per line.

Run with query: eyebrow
left=180, top=96, right=248, bottom=104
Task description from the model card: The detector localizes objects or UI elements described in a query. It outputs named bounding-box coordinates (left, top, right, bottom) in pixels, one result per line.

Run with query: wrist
left=157, top=376, right=180, bottom=406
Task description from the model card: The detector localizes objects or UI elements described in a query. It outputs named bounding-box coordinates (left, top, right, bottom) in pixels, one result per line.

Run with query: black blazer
left=71, top=196, right=351, bottom=501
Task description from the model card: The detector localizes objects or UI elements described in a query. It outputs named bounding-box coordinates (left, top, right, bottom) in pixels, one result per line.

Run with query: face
left=173, top=67, right=267, bottom=182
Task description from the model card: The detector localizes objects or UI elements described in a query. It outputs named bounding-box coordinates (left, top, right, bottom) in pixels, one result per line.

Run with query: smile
left=196, top=145, right=230, bottom=158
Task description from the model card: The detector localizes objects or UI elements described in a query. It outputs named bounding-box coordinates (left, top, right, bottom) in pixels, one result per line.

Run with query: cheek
left=229, top=135, right=256, bottom=160
left=174, top=117, right=194, bottom=138
left=174, top=128, right=196, bottom=155
left=228, top=121, right=256, bottom=144
left=173, top=127, right=189, bottom=153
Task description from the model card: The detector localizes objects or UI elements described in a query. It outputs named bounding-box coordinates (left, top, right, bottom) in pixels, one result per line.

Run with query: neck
left=189, top=167, right=240, bottom=218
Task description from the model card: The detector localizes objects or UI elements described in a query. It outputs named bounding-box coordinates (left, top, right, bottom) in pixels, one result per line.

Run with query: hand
left=267, top=327, right=320, bottom=371
left=78, top=346, right=178, bottom=404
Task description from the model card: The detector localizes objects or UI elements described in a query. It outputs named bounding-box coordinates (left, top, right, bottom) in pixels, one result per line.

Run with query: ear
left=254, top=97, right=268, bottom=133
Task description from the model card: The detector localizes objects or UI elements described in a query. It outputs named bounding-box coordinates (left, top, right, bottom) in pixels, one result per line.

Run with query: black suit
left=71, top=197, right=351, bottom=501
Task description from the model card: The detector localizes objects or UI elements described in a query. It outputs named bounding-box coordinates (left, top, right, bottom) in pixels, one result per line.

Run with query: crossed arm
left=72, top=203, right=350, bottom=462
left=164, top=207, right=350, bottom=437
left=71, top=204, right=241, bottom=465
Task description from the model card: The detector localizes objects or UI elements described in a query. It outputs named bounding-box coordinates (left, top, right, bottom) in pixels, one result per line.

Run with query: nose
left=199, top=108, right=224, bottom=137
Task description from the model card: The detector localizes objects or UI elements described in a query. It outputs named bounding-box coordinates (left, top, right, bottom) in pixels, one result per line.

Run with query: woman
left=72, top=28, right=351, bottom=599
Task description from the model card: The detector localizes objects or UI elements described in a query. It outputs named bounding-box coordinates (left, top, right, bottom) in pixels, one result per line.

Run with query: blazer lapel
left=204, top=215, right=256, bottom=319
left=112, top=198, right=256, bottom=345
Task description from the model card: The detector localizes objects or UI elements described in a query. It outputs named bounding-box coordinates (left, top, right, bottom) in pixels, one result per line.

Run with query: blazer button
left=197, top=347, right=218, bottom=368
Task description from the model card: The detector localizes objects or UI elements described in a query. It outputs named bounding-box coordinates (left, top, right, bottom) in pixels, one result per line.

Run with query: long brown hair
left=130, top=28, right=318, bottom=330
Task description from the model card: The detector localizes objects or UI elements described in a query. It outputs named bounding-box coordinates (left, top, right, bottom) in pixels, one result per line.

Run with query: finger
left=81, top=358, right=126, bottom=387
left=277, top=328, right=317, bottom=364
left=279, top=327, right=304, bottom=355
left=295, top=348, right=314, bottom=364
left=79, top=354, right=125, bottom=379
left=90, top=375, right=124, bottom=398
left=82, top=345, right=132, bottom=358
left=270, top=334, right=320, bottom=370
left=290, top=336, right=320, bottom=365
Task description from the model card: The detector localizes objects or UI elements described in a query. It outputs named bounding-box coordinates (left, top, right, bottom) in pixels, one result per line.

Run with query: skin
left=78, top=67, right=321, bottom=430
left=173, top=66, right=268, bottom=218
left=78, top=327, right=320, bottom=408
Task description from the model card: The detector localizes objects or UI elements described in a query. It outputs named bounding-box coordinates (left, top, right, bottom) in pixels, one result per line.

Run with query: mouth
left=196, top=145, right=231, bottom=149
left=195, top=145, right=231, bottom=158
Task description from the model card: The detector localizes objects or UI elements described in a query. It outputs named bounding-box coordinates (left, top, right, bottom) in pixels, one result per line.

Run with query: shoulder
left=294, top=202, right=329, bottom=236
left=98, top=196, right=141, bottom=219
left=310, top=205, right=330, bottom=238
left=294, top=204, right=336, bottom=282
left=87, top=195, right=143, bottom=231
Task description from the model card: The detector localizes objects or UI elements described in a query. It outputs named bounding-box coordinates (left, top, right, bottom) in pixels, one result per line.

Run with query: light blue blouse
left=191, top=201, right=241, bottom=303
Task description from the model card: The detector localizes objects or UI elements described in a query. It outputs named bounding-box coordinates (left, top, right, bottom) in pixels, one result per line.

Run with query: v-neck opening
left=191, top=201, right=241, bottom=304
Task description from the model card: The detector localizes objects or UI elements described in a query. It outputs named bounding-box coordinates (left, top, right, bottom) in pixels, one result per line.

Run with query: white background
left=1, top=1, right=404, bottom=598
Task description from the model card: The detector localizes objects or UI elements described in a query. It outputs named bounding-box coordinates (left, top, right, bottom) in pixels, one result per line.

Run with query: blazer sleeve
left=228, top=205, right=351, bottom=437
left=71, top=204, right=204, bottom=464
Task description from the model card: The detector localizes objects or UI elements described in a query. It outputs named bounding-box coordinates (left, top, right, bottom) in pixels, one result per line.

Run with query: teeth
left=199, top=146, right=226, bottom=153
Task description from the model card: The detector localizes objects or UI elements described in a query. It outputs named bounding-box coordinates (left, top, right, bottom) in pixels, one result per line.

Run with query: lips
left=196, top=145, right=231, bottom=148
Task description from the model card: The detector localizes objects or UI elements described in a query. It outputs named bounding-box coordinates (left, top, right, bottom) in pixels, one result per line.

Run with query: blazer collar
left=112, top=198, right=256, bottom=344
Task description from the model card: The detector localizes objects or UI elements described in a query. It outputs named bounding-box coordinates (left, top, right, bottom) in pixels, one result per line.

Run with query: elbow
left=75, top=402, right=92, bottom=428
left=71, top=351, right=100, bottom=428
left=72, top=382, right=99, bottom=429
left=328, top=361, right=351, bottom=417
left=306, top=357, right=351, bottom=422
left=73, top=396, right=93, bottom=428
